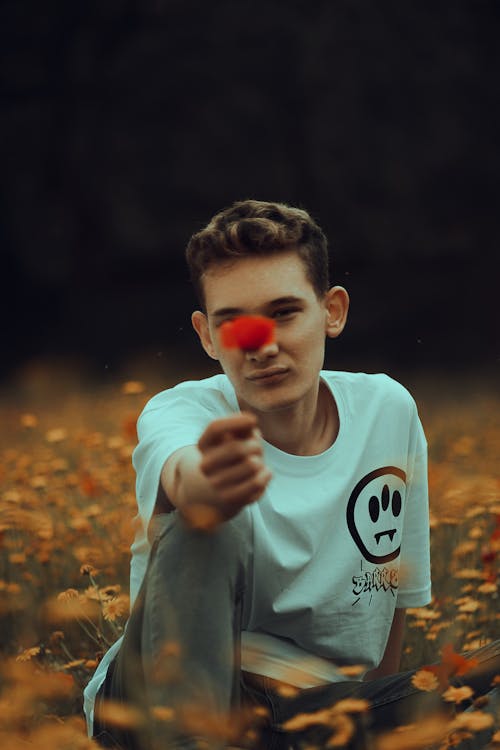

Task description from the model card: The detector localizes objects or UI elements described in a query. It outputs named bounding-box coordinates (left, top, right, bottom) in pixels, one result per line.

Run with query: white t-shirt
left=84, top=371, right=431, bottom=733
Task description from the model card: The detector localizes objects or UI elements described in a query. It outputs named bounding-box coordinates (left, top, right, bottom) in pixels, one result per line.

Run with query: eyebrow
left=211, top=296, right=304, bottom=318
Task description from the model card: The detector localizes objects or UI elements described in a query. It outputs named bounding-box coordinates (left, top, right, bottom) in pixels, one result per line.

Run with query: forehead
left=202, top=252, right=316, bottom=314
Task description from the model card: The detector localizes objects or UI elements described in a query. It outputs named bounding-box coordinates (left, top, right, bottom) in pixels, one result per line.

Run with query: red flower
left=220, top=315, right=276, bottom=351
left=421, top=643, right=478, bottom=691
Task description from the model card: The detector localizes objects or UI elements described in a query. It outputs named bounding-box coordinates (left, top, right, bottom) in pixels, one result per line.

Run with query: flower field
left=0, top=364, right=498, bottom=749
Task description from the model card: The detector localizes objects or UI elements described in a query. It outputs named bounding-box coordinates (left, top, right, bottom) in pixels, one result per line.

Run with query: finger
left=218, top=467, right=273, bottom=507
left=208, top=454, right=265, bottom=490
left=200, top=437, right=263, bottom=474
left=198, top=412, right=258, bottom=450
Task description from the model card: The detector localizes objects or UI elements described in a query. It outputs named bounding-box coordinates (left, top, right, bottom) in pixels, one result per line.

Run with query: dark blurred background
left=1, top=0, right=499, bottom=385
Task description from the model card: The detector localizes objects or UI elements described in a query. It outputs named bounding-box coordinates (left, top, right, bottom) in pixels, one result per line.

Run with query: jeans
left=92, top=513, right=500, bottom=750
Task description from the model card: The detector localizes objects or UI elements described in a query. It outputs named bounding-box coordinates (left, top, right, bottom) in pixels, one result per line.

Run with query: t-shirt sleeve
left=129, top=387, right=215, bottom=604
left=128, top=378, right=237, bottom=606
left=397, top=404, right=432, bottom=608
left=131, top=387, right=214, bottom=529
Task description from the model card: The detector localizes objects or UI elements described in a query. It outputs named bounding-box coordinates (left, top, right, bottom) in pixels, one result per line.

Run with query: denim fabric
left=241, top=641, right=500, bottom=750
left=93, top=515, right=499, bottom=750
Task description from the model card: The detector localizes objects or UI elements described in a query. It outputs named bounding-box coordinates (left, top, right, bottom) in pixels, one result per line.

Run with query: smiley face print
left=346, top=467, right=406, bottom=564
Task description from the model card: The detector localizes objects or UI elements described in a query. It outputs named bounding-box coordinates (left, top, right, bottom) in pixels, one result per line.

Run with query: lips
left=247, top=367, right=289, bottom=382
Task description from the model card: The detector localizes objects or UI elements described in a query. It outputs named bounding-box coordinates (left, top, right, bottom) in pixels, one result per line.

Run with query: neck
left=257, top=381, right=339, bottom=456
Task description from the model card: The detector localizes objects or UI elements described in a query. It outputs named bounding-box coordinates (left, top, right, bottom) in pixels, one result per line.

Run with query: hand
left=181, top=412, right=272, bottom=529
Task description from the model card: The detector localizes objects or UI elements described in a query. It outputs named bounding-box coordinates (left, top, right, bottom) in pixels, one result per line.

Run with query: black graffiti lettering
left=352, top=567, right=399, bottom=597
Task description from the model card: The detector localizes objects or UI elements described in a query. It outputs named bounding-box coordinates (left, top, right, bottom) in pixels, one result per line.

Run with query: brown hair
left=185, top=199, right=330, bottom=309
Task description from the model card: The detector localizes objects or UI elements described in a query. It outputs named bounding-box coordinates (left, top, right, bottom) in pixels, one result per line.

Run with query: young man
left=85, top=200, right=499, bottom=750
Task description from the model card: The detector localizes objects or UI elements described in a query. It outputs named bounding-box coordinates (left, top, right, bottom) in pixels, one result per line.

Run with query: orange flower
left=79, top=471, right=100, bottom=497
left=80, top=563, right=98, bottom=576
left=57, top=588, right=79, bottom=602
left=84, top=585, right=100, bottom=601
left=101, top=585, right=121, bottom=599
left=102, top=596, right=129, bottom=622
left=20, top=413, right=38, bottom=428
left=411, top=670, right=439, bottom=692
left=95, top=699, right=144, bottom=729
left=63, top=659, right=86, bottom=669
left=121, top=381, right=145, bottom=395
left=150, top=705, right=175, bottom=722
left=442, top=685, right=474, bottom=703
left=9, top=552, right=27, bottom=565
left=420, top=643, right=479, bottom=691
left=15, top=646, right=41, bottom=662
left=326, top=714, right=355, bottom=747
left=45, top=427, right=67, bottom=443
left=451, top=710, right=494, bottom=732
left=338, top=664, right=366, bottom=678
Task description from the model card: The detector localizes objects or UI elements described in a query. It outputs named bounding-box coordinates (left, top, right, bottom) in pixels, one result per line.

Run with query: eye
left=215, top=317, right=236, bottom=328
left=273, top=307, right=300, bottom=319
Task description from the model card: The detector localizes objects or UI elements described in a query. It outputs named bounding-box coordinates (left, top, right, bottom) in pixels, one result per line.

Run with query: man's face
left=192, top=251, right=346, bottom=416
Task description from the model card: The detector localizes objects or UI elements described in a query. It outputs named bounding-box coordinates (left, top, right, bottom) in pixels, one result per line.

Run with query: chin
left=246, top=389, right=305, bottom=414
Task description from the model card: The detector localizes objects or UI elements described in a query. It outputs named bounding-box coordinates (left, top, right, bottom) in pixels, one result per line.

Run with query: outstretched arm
left=159, top=411, right=272, bottom=530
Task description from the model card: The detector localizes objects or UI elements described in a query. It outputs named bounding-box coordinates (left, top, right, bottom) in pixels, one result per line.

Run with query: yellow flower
left=477, top=581, right=497, bottom=594
left=411, top=670, right=439, bottom=692
left=455, top=568, right=483, bottom=579
left=406, top=607, right=440, bottom=620
left=282, top=709, right=333, bottom=731
left=326, top=714, right=355, bottom=747
left=442, top=685, right=474, bottom=703
left=375, top=716, right=449, bottom=750
left=63, top=659, right=86, bottom=669
left=101, top=585, right=121, bottom=600
left=150, top=705, right=175, bottom=722
left=16, top=646, right=41, bottom=662
left=80, top=563, right=98, bottom=576
left=338, top=664, right=366, bottom=678
left=45, top=427, right=68, bottom=443
left=49, top=630, right=65, bottom=645
left=331, top=698, right=370, bottom=715
left=451, top=710, right=494, bottom=732
left=102, top=596, right=129, bottom=622
left=276, top=684, right=300, bottom=698
left=57, top=588, right=79, bottom=601
left=84, top=585, right=100, bottom=601
left=20, top=413, right=38, bottom=428
left=95, top=699, right=143, bottom=729
left=9, top=552, right=27, bottom=565
left=121, top=380, right=146, bottom=395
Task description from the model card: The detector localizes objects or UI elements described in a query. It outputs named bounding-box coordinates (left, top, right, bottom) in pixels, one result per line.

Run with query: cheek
left=217, top=351, right=244, bottom=378
left=295, top=321, right=326, bottom=353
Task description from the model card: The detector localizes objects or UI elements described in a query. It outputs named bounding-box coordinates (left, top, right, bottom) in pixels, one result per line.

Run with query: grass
left=0, top=361, right=498, bottom=748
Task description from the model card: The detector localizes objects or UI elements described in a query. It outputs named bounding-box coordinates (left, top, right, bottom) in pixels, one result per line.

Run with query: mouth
left=374, top=529, right=397, bottom=545
left=247, top=367, right=289, bottom=384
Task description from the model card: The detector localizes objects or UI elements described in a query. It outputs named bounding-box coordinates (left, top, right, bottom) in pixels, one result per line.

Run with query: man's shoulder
left=322, top=370, right=416, bottom=409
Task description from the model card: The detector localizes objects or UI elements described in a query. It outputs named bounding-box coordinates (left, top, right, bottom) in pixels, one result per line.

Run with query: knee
left=152, top=511, right=251, bottom=577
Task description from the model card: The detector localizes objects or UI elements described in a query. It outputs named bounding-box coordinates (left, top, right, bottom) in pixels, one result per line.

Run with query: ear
left=191, top=311, right=219, bottom=360
left=324, top=286, right=349, bottom=339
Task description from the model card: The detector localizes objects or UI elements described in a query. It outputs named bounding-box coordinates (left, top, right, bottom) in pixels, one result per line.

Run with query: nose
left=245, top=340, right=279, bottom=362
